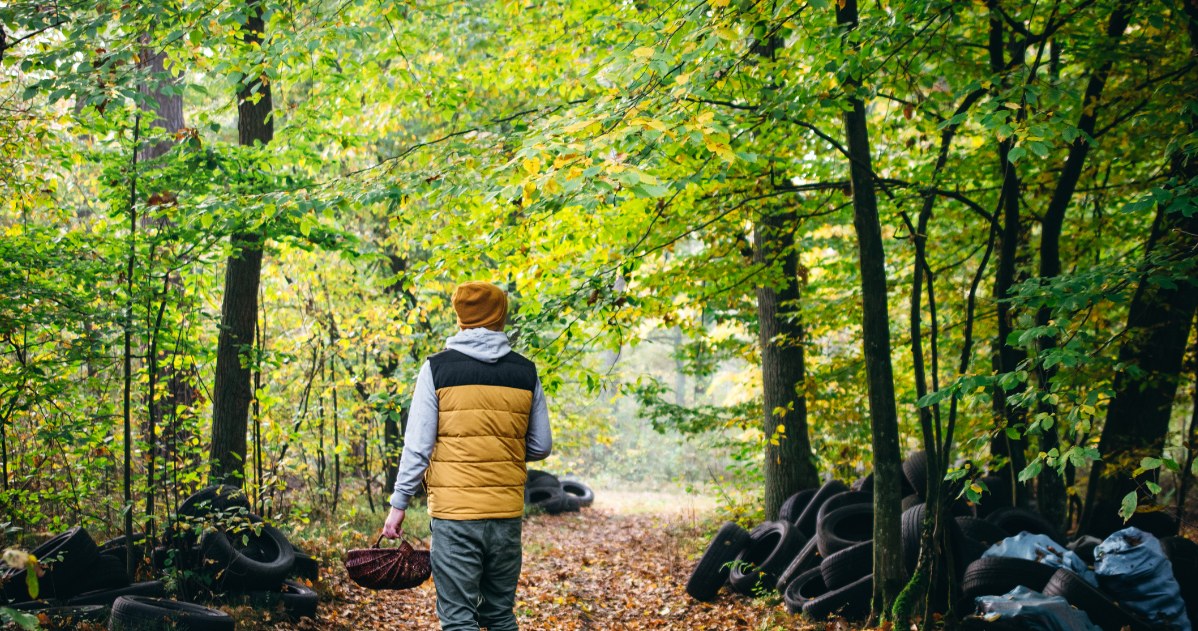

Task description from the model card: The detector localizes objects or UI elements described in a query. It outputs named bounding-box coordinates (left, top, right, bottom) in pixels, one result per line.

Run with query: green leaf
left=1119, top=491, right=1137, bottom=521
left=0, top=607, right=41, bottom=631
left=24, top=564, right=38, bottom=600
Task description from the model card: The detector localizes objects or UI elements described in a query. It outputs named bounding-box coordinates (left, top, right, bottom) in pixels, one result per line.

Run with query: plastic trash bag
left=984, top=532, right=1098, bottom=586
left=974, top=586, right=1101, bottom=631
left=1095, top=527, right=1192, bottom=631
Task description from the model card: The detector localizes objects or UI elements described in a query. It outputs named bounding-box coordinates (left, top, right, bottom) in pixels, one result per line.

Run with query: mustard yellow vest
left=424, top=349, right=537, bottom=520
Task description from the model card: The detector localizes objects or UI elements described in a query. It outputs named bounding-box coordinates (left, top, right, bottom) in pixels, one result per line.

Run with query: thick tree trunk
left=210, top=0, right=273, bottom=486
left=754, top=208, right=819, bottom=521
left=1035, top=0, right=1133, bottom=530
left=835, top=0, right=904, bottom=616
left=1082, top=3, right=1198, bottom=533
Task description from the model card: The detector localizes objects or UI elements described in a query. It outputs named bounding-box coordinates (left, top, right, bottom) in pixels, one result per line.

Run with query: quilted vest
left=425, top=349, right=537, bottom=520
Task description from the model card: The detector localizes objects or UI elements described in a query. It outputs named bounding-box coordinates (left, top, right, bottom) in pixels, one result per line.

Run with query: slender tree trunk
left=210, top=0, right=273, bottom=485
left=835, top=0, right=903, bottom=616
left=987, top=0, right=1029, bottom=506
left=123, top=117, right=140, bottom=579
left=754, top=208, right=819, bottom=520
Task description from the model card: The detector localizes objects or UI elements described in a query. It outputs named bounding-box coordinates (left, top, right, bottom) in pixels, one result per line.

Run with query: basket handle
left=374, top=531, right=427, bottom=548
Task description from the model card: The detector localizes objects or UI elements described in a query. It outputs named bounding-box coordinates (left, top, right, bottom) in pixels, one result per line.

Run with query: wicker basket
left=345, top=534, right=431, bottom=590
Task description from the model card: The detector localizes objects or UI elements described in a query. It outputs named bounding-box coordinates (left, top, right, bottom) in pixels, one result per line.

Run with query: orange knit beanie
left=452, top=282, right=508, bottom=331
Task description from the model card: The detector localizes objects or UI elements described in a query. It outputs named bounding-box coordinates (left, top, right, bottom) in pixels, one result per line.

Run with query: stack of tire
left=155, top=485, right=320, bottom=622
left=685, top=478, right=877, bottom=621
left=524, top=469, right=594, bottom=515
left=0, top=485, right=321, bottom=629
left=0, top=526, right=164, bottom=627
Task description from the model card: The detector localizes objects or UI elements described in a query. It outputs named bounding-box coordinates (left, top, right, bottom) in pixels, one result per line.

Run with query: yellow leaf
left=714, top=27, right=737, bottom=40
left=712, top=0, right=730, bottom=6
left=562, top=119, right=596, bottom=133
left=522, top=181, right=537, bottom=206
left=523, top=157, right=541, bottom=175
left=631, top=46, right=655, bottom=58
left=674, top=72, right=691, bottom=85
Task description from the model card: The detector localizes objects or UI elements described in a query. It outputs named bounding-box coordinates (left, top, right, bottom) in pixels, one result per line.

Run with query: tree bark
left=1082, top=2, right=1198, bottom=533
left=835, top=0, right=904, bottom=617
left=210, top=0, right=273, bottom=486
left=987, top=0, right=1029, bottom=507
left=754, top=208, right=819, bottom=521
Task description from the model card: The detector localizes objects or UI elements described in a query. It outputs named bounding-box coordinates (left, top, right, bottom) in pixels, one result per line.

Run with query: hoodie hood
left=445, top=328, right=512, bottom=363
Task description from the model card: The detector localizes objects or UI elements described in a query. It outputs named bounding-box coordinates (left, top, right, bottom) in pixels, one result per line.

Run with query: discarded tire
left=249, top=579, right=319, bottom=621
left=729, top=521, right=805, bottom=596
left=775, top=535, right=820, bottom=592
left=974, top=474, right=1013, bottom=517
left=1067, top=535, right=1103, bottom=566
left=98, top=535, right=147, bottom=575
left=8, top=603, right=107, bottom=627
left=779, top=489, right=817, bottom=524
left=816, top=504, right=873, bottom=557
left=525, top=485, right=574, bottom=515
left=820, top=540, right=871, bottom=590
left=525, top=469, right=560, bottom=489
left=782, top=567, right=828, bottom=614
left=290, top=545, right=320, bottom=581
left=903, top=450, right=930, bottom=499
left=962, top=556, right=1057, bottom=600
left=1, top=526, right=100, bottom=602
left=1042, top=568, right=1152, bottom=631
left=803, top=573, right=872, bottom=621
left=67, top=580, right=167, bottom=607
left=110, top=595, right=234, bottom=631
left=200, top=518, right=295, bottom=591
left=1160, top=536, right=1198, bottom=624
left=560, top=480, right=594, bottom=507
left=178, top=485, right=250, bottom=519
left=955, top=516, right=1009, bottom=547
left=815, top=491, right=872, bottom=528
left=794, top=480, right=849, bottom=537
left=685, top=521, right=750, bottom=602
left=984, top=507, right=1064, bottom=544
left=75, top=553, right=132, bottom=594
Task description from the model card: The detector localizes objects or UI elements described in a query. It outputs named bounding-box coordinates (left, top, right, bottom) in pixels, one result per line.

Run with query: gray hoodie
left=388, top=328, right=552, bottom=511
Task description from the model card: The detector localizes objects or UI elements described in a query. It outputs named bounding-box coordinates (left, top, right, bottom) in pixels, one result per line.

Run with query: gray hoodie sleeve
left=389, top=361, right=438, bottom=510
left=525, top=377, right=552, bottom=461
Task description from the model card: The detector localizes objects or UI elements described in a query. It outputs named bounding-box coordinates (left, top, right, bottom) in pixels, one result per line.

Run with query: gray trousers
left=430, top=517, right=523, bottom=631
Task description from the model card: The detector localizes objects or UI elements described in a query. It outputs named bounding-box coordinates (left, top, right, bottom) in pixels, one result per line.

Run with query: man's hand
left=382, top=507, right=406, bottom=539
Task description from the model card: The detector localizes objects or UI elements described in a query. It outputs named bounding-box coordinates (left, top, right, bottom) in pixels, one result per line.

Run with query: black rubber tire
left=289, top=545, right=320, bottom=581
left=66, top=580, right=166, bottom=607
left=782, top=567, right=828, bottom=614
left=280, top=579, right=319, bottom=620
left=525, top=469, right=560, bottom=489
left=560, top=480, right=594, bottom=507
left=775, top=535, right=820, bottom=592
left=961, top=556, right=1057, bottom=600
left=728, top=521, right=806, bottom=596
left=955, top=516, right=1009, bottom=547
left=1042, top=568, right=1152, bottom=631
left=852, top=473, right=873, bottom=493
left=900, top=494, right=922, bottom=513
left=903, top=450, right=930, bottom=499
left=74, top=553, right=131, bottom=593
left=820, top=540, right=871, bottom=590
left=900, top=502, right=926, bottom=575
left=973, top=474, right=1013, bottom=518
left=984, top=507, right=1064, bottom=544
left=98, top=534, right=148, bottom=575
left=815, top=491, right=872, bottom=529
left=685, top=521, right=751, bottom=602
left=1067, top=535, right=1102, bottom=566
left=816, top=504, right=873, bottom=557
left=779, top=489, right=817, bottom=524
left=794, top=480, right=850, bottom=537
left=1125, top=510, right=1179, bottom=539
left=177, top=485, right=250, bottom=519
left=200, top=518, right=295, bottom=591
left=1160, top=536, right=1198, bottom=624
left=1, top=526, right=100, bottom=602
left=152, top=544, right=203, bottom=571
left=110, top=595, right=234, bottom=631
left=803, top=572, right=872, bottom=621
left=525, top=485, right=564, bottom=509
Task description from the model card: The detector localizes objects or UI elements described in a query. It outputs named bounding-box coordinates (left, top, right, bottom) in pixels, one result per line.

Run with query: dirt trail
left=311, top=491, right=787, bottom=630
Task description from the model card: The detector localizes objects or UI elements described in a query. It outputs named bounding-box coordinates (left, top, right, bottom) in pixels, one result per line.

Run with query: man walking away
left=383, top=281, right=552, bottom=631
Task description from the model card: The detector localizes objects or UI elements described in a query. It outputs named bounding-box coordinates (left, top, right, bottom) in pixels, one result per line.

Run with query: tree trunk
left=987, top=0, right=1028, bottom=507
left=835, top=0, right=904, bottom=616
left=754, top=208, right=819, bottom=521
left=1082, top=2, right=1198, bottom=531
left=210, top=0, right=273, bottom=486
left=1035, top=0, right=1133, bottom=530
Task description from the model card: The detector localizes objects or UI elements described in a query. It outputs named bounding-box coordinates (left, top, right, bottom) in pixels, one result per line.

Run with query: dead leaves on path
left=300, top=509, right=800, bottom=630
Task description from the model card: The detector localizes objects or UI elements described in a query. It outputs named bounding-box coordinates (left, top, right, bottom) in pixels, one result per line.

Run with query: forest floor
left=275, top=490, right=803, bottom=631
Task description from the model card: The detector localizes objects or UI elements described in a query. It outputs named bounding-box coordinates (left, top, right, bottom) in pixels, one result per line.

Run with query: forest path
left=310, top=490, right=789, bottom=630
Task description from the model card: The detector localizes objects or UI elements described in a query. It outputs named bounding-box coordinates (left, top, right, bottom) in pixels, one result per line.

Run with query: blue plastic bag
left=984, top=532, right=1099, bottom=586
left=974, top=586, right=1101, bottom=631
left=1095, top=527, right=1191, bottom=631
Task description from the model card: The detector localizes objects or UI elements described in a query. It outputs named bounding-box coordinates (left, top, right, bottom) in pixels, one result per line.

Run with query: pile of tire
left=155, top=485, right=320, bottom=622
left=524, top=469, right=594, bottom=515
left=0, top=485, right=321, bottom=629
